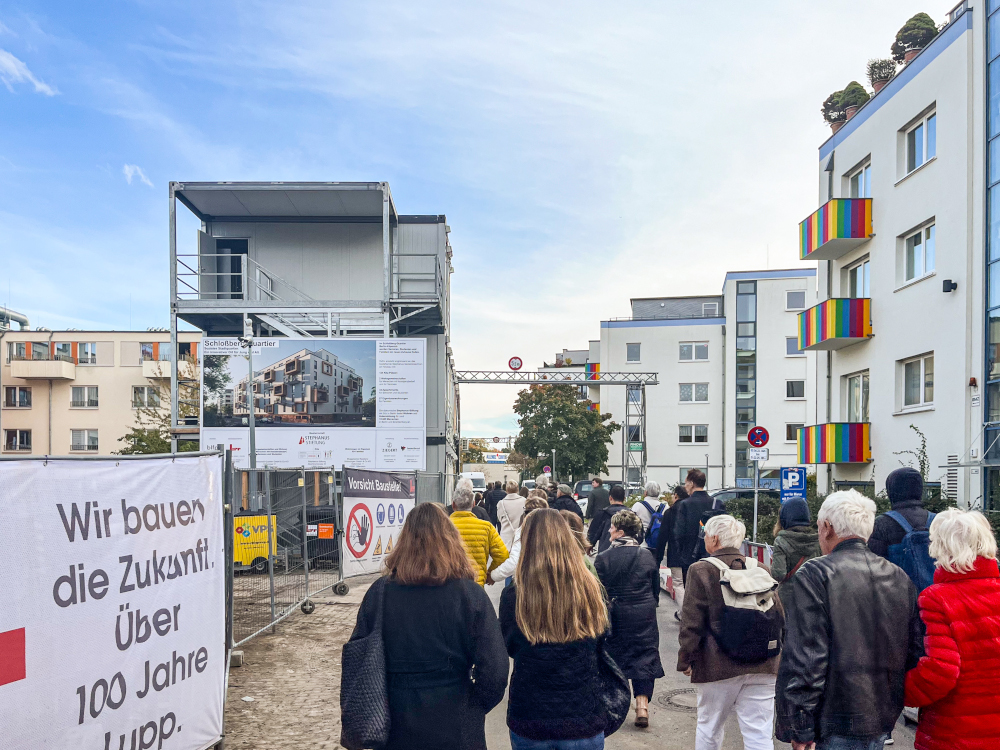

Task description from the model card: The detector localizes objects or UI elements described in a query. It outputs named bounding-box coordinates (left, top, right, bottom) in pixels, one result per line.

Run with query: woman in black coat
left=345, top=503, right=508, bottom=750
left=595, top=508, right=664, bottom=729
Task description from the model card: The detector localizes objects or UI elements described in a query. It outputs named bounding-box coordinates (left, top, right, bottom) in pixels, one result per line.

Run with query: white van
left=459, top=472, right=487, bottom=492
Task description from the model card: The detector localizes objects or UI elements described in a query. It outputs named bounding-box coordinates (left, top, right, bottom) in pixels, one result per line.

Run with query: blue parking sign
left=780, top=467, right=807, bottom=503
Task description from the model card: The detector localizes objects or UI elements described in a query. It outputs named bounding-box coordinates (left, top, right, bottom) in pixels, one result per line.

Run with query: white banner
left=341, top=468, right=416, bottom=577
left=0, top=456, right=225, bottom=750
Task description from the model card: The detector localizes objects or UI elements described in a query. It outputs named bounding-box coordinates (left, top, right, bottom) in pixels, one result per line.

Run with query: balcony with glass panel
left=797, top=423, right=871, bottom=464
left=799, top=198, right=873, bottom=261
left=798, top=298, right=872, bottom=351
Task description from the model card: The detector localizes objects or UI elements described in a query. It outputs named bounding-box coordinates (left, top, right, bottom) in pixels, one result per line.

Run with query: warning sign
left=341, top=468, right=415, bottom=577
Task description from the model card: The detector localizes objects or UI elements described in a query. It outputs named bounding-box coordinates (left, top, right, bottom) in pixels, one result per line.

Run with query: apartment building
left=233, top=347, right=364, bottom=423
left=0, top=330, right=201, bottom=455
left=798, top=2, right=983, bottom=506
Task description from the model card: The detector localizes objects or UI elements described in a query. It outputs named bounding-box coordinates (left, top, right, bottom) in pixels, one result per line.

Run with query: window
left=902, top=354, right=934, bottom=408
left=140, top=343, right=155, bottom=362
left=70, top=386, right=99, bottom=408
left=4, top=429, right=31, bottom=452
left=322, top=362, right=333, bottom=376
left=4, top=386, right=31, bottom=408
left=71, top=429, right=99, bottom=452
left=848, top=371, right=870, bottom=422
left=904, top=224, right=935, bottom=282
left=679, top=425, right=708, bottom=444
left=848, top=258, right=871, bottom=298
left=7, top=342, right=26, bottom=361
left=626, top=343, right=641, bottom=362
left=54, top=342, right=73, bottom=362
left=78, top=343, right=97, bottom=364
left=849, top=162, right=872, bottom=198
left=786, top=290, right=807, bottom=311
left=132, top=386, right=160, bottom=408
left=786, top=337, right=804, bottom=356
left=679, top=341, right=709, bottom=361
left=786, top=380, right=805, bottom=399
left=32, top=342, right=49, bottom=360
left=702, top=302, right=719, bottom=316
left=679, top=383, right=709, bottom=402
left=786, top=424, right=804, bottom=442
left=906, top=112, right=936, bottom=173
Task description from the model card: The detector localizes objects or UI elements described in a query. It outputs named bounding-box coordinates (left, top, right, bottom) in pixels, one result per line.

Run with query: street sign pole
left=753, top=459, right=759, bottom=543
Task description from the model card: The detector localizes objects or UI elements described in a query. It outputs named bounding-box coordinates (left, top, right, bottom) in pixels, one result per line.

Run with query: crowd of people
left=341, top=466, right=1000, bottom=750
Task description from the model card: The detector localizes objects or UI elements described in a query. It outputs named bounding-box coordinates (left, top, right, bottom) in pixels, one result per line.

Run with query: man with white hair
left=776, top=490, right=923, bottom=750
left=450, top=483, right=509, bottom=586
left=678, top=514, right=784, bottom=750
left=633, top=481, right=663, bottom=548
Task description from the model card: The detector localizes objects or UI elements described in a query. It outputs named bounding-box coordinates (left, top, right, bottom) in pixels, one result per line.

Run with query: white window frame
left=905, top=111, right=936, bottom=175
left=679, top=383, right=709, bottom=403
left=679, top=341, right=709, bottom=362
left=626, top=343, right=641, bottom=363
left=849, top=161, right=872, bottom=199
left=70, top=385, right=99, bottom=409
left=3, top=428, right=31, bottom=452
left=132, top=385, right=161, bottom=409
left=785, top=379, right=806, bottom=400
left=678, top=424, right=709, bottom=444
left=3, top=386, right=32, bottom=409
left=898, top=353, right=934, bottom=412
left=785, top=290, right=807, bottom=311
left=785, top=423, right=805, bottom=443
left=847, top=370, right=870, bottom=423
left=785, top=337, right=805, bottom=358
left=702, top=302, right=719, bottom=317
left=70, top=429, right=99, bottom=452
left=78, top=342, right=97, bottom=365
left=846, top=257, right=871, bottom=299
left=902, top=223, right=936, bottom=284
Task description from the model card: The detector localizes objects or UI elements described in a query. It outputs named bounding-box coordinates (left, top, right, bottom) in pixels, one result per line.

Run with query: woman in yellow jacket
left=451, top=484, right=509, bottom=584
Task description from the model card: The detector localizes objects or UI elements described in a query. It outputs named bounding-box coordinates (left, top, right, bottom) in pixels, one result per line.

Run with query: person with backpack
left=677, top=514, right=785, bottom=749
left=769, top=498, right=821, bottom=606
left=776, top=490, right=923, bottom=750
left=869, top=467, right=937, bottom=591
left=633, top=481, right=665, bottom=550
left=551, top=483, right=584, bottom=519
left=595, top=509, right=664, bottom=729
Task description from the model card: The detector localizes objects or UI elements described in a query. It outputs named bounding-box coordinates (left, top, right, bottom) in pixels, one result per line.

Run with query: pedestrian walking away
left=341, top=503, right=509, bottom=750
left=471, top=492, right=492, bottom=522
left=587, top=477, right=611, bottom=520
left=450, top=484, right=510, bottom=585
left=654, top=485, right=689, bottom=611
left=560, top=509, right=599, bottom=578
left=489, top=495, right=549, bottom=586
left=497, top=480, right=527, bottom=550
left=633, top=481, right=664, bottom=549
left=674, top=469, right=715, bottom=580
left=775, top=490, right=923, bottom=750
left=595, top=508, right=664, bottom=728
left=486, top=481, right=508, bottom=528
left=588, top=484, right=628, bottom=553
left=905, top=509, right=1000, bottom=750
left=870, top=467, right=937, bottom=594
left=551, top=483, right=584, bottom=518
left=501, top=509, right=630, bottom=750
left=677, top=514, right=784, bottom=750
left=769, top=497, right=821, bottom=608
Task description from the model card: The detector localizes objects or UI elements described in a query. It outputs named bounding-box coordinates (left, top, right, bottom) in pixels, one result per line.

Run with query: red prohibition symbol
left=346, top=503, right=374, bottom=558
left=747, top=426, right=769, bottom=448
left=509, top=357, right=523, bottom=371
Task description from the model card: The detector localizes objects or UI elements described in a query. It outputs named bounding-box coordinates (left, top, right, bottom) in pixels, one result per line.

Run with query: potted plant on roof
left=839, top=81, right=870, bottom=120
left=867, top=58, right=896, bottom=94
left=822, top=90, right=846, bottom=133
left=892, top=13, right=939, bottom=64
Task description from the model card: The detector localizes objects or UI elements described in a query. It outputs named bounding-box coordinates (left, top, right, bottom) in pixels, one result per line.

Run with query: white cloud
left=0, top=48, right=56, bottom=95
left=122, top=164, right=153, bottom=187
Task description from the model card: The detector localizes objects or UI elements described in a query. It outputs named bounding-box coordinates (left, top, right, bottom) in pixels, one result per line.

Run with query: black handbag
left=340, top=577, right=390, bottom=750
left=596, top=636, right=631, bottom=737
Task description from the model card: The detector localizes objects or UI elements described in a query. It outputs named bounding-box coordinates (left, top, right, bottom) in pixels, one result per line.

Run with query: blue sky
left=0, top=0, right=958, bottom=434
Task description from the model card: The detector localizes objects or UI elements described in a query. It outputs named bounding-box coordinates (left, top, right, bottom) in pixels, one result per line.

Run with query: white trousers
left=670, top=566, right=685, bottom=609
left=695, top=673, right=776, bottom=750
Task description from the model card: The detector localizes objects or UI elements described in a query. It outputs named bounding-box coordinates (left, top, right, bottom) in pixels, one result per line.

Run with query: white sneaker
left=884, top=738, right=894, bottom=746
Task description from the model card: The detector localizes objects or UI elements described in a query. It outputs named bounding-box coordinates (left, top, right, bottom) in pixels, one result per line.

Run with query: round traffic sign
left=509, top=356, right=523, bottom=371
left=492, top=436, right=501, bottom=443
left=346, top=503, right=374, bottom=559
left=543, top=465, right=551, bottom=474
left=747, top=426, right=769, bottom=448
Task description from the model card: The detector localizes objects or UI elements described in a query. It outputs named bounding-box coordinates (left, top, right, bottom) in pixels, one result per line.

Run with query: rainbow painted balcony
left=798, top=297, right=872, bottom=351
left=799, top=198, right=873, bottom=261
left=798, top=423, right=871, bottom=464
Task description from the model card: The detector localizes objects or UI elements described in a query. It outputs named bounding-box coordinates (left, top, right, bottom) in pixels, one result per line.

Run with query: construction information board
left=201, top=337, right=426, bottom=471
left=0, top=455, right=225, bottom=750
left=341, top=468, right=416, bottom=577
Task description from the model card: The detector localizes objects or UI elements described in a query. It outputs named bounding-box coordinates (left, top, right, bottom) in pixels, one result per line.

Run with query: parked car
left=572, top=479, right=625, bottom=516
left=522, top=479, right=536, bottom=490
left=708, top=488, right=781, bottom=505
left=459, top=472, right=487, bottom=492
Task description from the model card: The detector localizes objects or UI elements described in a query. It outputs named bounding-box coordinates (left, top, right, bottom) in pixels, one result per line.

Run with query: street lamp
left=552, top=449, right=556, bottom=483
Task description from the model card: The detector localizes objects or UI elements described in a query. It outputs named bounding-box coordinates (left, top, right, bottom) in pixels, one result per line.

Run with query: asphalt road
left=483, top=573, right=917, bottom=750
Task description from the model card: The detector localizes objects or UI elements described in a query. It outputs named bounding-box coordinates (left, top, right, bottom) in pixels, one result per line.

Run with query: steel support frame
left=622, top=383, right=647, bottom=486
left=454, top=371, right=658, bottom=385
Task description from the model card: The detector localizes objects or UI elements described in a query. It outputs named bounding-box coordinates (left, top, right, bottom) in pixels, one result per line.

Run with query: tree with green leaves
left=116, top=358, right=207, bottom=455
left=512, top=385, right=619, bottom=478
left=463, top=438, right=489, bottom=464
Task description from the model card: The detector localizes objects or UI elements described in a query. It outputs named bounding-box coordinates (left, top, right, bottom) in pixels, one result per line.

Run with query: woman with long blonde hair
left=499, top=509, right=618, bottom=749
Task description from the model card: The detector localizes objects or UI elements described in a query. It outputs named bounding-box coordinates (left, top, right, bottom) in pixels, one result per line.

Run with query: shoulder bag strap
left=886, top=510, right=913, bottom=534
left=784, top=556, right=808, bottom=583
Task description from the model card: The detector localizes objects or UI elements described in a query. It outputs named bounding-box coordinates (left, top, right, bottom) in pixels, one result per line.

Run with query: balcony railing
left=798, top=298, right=872, bottom=351
left=70, top=399, right=99, bottom=408
left=799, top=198, right=873, bottom=261
left=798, top=423, right=871, bottom=464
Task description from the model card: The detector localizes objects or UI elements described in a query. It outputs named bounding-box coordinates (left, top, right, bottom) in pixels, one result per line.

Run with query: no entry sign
left=747, top=426, right=769, bottom=448
left=346, top=504, right=374, bottom=559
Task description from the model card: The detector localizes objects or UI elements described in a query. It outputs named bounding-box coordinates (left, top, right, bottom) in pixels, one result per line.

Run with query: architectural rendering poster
left=201, top=337, right=426, bottom=471
left=0, top=456, right=225, bottom=750
left=341, top=468, right=416, bottom=577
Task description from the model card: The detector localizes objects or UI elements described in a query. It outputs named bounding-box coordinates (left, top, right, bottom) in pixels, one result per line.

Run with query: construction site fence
left=224, top=466, right=447, bottom=648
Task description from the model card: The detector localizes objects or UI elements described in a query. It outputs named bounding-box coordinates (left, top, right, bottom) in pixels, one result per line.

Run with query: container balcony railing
left=797, top=423, right=871, bottom=464
left=799, top=198, right=873, bottom=261
left=798, top=297, right=872, bottom=351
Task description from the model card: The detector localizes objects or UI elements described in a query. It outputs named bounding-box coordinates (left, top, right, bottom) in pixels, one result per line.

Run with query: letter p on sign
left=0, top=627, right=26, bottom=686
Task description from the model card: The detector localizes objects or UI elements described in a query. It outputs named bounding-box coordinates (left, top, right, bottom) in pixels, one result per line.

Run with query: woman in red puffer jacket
left=905, top=508, right=1000, bottom=750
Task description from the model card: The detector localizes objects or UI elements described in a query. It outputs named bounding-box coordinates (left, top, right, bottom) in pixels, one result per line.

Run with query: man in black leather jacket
left=775, top=490, right=923, bottom=750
